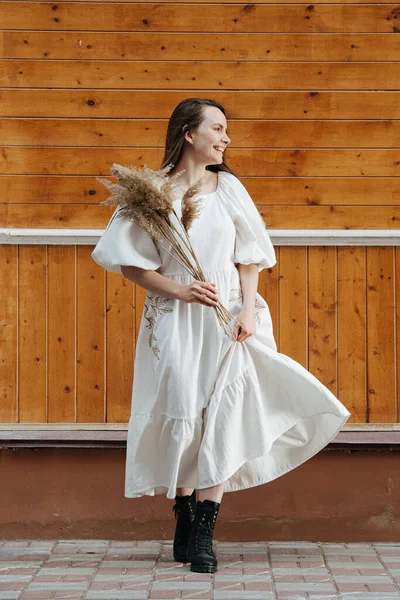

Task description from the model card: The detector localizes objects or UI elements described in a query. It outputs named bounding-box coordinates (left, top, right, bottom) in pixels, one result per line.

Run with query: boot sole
left=190, top=563, right=217, bottom=573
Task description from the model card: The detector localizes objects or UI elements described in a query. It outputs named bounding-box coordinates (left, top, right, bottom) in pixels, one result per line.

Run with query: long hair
left=160, top=98, right=239, bottom=178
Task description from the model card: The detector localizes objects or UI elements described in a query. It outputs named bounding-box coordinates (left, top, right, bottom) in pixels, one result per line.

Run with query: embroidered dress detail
left=92, top=170, right=350, bottom=499
left=229, top=288, right=266, bottom=324
left=144, top=292, right=174, bottom=360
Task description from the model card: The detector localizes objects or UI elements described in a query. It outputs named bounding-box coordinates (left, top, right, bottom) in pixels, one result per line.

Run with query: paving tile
left=243, top=582, right=273, bottom=590
left=215, top=575, right=270, bottom=583
left=273, top=568, right=328, bottom=576
left=335, top=575, right=395, bottom=583
left=307, top=594, right=338, bottom=599
left=337, top=582, right=370, bottom=592
left=149, top=593, right=183, bottom=599
left=86, top=593, right=148, bottom=599
left=0, top=582, right=26, bottom=590
left=181, top=594, right=211, bottom=600
left=275, top=594, right=308, bottom=600
left=367, top=584, right=399, bottom=592
left=27, top=581, right=89, bottom=590
left=53, top=594, right=86, bottom=599
left=0, top=563, right=41, bottom=571
left=275, top=582, right=337, bottom=592
left=214, top=593, right=273, bottom=599
left=152, top=581, right=211, bottom=590
left=19, top=593, right=54, bottom=599
left=339, top=595, right=400, bottom=600
left=0, top=540, right=400, bottom=600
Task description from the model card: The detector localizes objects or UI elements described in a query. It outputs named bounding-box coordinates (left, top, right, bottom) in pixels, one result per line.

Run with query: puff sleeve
left=91, top=207, right=162, bottom=274
left=222, top=173, right=276, bottom=272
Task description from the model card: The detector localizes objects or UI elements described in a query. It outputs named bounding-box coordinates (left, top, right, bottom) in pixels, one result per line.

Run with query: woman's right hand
left=178, top=281, right=219, bottom=307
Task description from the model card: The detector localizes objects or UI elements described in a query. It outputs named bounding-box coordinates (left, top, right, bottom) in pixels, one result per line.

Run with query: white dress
left=92, top=170, right=350, bottom=499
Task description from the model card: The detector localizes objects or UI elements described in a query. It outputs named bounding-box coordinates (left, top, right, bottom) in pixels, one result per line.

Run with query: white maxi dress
left=92, top=170, right=351, bottom=499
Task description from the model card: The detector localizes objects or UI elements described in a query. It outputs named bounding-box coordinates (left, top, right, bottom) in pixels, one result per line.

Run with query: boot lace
left=195, top=512, right=217, bottom=553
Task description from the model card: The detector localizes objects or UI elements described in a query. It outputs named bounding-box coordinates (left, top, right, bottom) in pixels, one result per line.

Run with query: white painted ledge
left=0, top=423, right=399, bottom=446
left=0, top=229, right=399, bottom=246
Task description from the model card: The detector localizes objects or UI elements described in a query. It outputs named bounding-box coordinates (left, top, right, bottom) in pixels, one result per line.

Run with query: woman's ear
left=183, top=124, right=194, bottom=145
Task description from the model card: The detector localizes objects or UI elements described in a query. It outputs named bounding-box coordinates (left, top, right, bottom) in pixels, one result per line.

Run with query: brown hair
left=160, top=98, right=239, bottom=178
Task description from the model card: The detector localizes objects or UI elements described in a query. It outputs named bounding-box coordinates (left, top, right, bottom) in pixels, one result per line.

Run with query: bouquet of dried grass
left=97, top=162, right=239, bottom=337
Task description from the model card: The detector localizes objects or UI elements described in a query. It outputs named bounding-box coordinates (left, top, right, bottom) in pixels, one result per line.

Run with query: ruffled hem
left=125, top=341, right=350, bottom=500
left=125, top=412, right=347, bottom=499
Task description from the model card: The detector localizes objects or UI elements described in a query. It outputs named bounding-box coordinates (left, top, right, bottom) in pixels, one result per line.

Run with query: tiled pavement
left=1, top=540, right=400, bottom=600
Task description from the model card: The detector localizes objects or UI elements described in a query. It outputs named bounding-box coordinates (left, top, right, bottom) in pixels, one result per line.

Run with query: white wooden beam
left=1, top=229, right=399, bottom=246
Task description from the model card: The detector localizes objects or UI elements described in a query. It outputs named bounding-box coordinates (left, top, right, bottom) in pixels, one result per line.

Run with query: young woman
left=92, top=98, right=350, bottom=573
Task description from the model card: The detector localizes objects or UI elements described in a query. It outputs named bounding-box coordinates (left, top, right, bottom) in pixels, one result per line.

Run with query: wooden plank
left=18, top=245, right=47, bottom=422
left=76, top=246, right=105, bottom=422
left=29, top=0, right=400, bottom=5
left=106, top=271, right=134, bottom=423
left=1, top=176, right=400, bottom=207
left=258, top=249, right=279, bottom=350
left=1, top=57, right=400, bottom=90
left=0, top=32, right=400, bottom=62
left=278, top=247, right=307, bottom=368
left=0, top=176, right=105, bottom=204
left=2, top=148, right=400, bottom=177
left=261, top=206, right=400, bottom=230
left=0, top=205, right=113, bottom=228
left=5, top=119, right=400, bottom=149
left=2, top=4, right=399, bottom=33
left=337, top=247, right=367, bottom=422
left=0, top=245, right=18, bottom=422
left=308, top=247, right=337, bottom=395
left=366, top=247, right=396, bottom=422
left=397, top=248, right=400, bottom=424
left=47, top=246, right=76, bottom=422
left=245, top=178, right=400, bottom=207
left=3, top=204, right=400, bottom=230
left=2, top=90, right=400, bottom=120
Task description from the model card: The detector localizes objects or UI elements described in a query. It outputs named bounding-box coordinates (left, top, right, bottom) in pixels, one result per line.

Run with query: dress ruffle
left=125, top=339, right=349, bottom=499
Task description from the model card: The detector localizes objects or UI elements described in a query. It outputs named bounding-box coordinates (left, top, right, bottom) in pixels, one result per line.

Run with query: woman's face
left=186, top=106, right=231, bottom=165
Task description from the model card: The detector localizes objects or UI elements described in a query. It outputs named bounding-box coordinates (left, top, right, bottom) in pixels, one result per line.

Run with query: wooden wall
left=1, top=245, right=399, bottom=424
left=1, top=1, right=399, bottom=425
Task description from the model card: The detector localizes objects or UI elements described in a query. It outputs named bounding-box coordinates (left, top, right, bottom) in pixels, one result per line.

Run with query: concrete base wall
left=1, top=446, right=399, bottom=542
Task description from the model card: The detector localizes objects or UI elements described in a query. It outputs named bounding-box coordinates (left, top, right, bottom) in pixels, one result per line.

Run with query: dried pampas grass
left=97, top=162, right=238, bottom=336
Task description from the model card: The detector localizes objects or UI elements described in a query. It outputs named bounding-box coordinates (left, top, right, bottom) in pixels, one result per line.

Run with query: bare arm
left=121, top=265, right=183, bottom=300
left=237, top=263, right=259, bottom=309
left=232, top=263, right=259, bottom=342
left=121, top=265, right=219, bottom=307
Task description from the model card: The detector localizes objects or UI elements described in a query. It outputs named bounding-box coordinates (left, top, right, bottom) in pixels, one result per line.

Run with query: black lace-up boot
left=172, top=489, right=196, bottom=563
left=187, top=499, right=221, bottom=573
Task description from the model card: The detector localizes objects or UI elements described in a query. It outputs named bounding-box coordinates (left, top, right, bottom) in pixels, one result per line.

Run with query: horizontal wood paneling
left=1, top=176, right=399, bottom=207
left=3, top=204, right=400, bottom=230
left=2, top=148, right=400, bottom=176
left=3, top=33, right=400, bottom=60
left=4, top=119, right=400, bottom=148
left=2, top=91, right=400, bottom=119
left=3, top=4, right=400, bottom=32
left=1, top=244, right=399, bottom=424
left=2, top=61, right=400, bottom=91
left=11, top=0, right=397, bottom=4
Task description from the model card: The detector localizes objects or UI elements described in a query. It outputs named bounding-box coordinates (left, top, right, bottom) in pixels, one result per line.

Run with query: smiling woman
left=91, top=97, right=350, bottom=574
